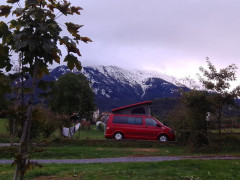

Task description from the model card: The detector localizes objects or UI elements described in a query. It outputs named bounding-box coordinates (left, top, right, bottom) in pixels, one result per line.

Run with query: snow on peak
left=83, top=65, right=202, bottom=98
left=51, top=65, right=202, bottom=99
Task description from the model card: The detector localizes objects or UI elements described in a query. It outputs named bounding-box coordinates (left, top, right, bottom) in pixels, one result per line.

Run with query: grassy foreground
left=0, top=160, right=240, bottom=179
left=0, top=140, right=188, bottom=159
left=1, top=138, right=240, bottom=159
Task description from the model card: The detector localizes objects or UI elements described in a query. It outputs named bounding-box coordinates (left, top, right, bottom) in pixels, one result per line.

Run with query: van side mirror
left=156, top=124, right=161, bottom=127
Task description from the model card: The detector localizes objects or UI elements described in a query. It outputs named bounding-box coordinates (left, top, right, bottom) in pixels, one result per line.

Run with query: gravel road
left=1, top=155, right=240, bottom=164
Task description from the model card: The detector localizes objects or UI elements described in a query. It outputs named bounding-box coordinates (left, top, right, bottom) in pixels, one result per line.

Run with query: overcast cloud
left=75, top=0, right=240, bottom=83
left=3, top=0, right=240, bottom=87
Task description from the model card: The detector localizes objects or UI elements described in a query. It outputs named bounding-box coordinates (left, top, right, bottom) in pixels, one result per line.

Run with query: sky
left=2, top=0, right=240, bottom=87
left=74, top=0, right=240, bottom=83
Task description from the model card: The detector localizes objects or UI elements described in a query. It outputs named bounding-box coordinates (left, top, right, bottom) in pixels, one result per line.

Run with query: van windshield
left=146, top=117, right=163, bottom=126
left=155, top=118, right=163, bottom=125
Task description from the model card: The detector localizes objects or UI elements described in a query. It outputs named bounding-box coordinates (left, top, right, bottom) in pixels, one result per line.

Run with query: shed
left=111, top=101, right=152, bottom=116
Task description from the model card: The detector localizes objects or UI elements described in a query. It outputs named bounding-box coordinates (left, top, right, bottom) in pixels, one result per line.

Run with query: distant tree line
left=152, top=59, right=240, bottom=148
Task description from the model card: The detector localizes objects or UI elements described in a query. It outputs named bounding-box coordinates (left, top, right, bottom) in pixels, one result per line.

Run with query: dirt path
left=1, top=155, right=240, bottom=164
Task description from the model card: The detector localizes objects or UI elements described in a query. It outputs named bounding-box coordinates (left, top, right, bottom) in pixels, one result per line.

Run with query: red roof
left=112, top=101, right=152, bottom=112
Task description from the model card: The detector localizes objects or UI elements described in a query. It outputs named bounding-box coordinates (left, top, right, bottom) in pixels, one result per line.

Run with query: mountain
left=42, top=65, right=196, bottom=111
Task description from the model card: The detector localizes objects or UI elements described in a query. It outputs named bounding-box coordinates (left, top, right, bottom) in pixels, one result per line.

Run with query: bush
left=31, top=106, right=58, bottom=140
left=175, top=130, right=191, bottom=143
left=98, top=123, right=104, bottom=131
left=188, top=131, right=211, bottom=152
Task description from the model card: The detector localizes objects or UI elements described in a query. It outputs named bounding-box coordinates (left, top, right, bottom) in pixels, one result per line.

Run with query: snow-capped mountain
left=44, top=65, right=199, bottom=110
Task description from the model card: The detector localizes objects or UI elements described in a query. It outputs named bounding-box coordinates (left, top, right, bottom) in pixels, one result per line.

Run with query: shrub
left=188, top=131, right=211, bottom=152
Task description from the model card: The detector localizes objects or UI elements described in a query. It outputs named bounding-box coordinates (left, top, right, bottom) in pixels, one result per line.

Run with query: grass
left=1, top=118, right=240, bottom=179
left=1, top=118, right=240, bottom=160
left=209, top=128, right=240, bottom=134
left=1, top=138, right=240, bottom=160
left=71, top=126, right=106, bottom=140
left=0, top=160, right=240, bottom=179
left=0, top=142, right=188, bottom=159
left=37, top=125, right=106, bottom=141
left=0, top=118, right=11, bottom=143
left=0, top=118, right=7, bottom=133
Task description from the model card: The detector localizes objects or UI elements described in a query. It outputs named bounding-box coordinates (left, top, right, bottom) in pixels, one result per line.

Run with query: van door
left=124, top=116, right=145, bottom=139
left=144, top=117, right=162, bottom=139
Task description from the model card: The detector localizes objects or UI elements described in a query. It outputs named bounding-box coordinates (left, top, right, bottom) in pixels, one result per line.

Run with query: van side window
left=145, top=118, right=157, bottom=126
left=113, top=116, right=127, bottom=124
left=113, top=116, right=143, bottom=125
left=127, top=117, right=143, bottom=125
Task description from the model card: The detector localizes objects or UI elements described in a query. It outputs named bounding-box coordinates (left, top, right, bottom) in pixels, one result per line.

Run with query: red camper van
left=104, top=101, right=175, bottom=142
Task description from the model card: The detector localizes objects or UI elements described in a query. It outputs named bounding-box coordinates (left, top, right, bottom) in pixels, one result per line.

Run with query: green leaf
left=60, top=36, right=81, bottom=56
left=70, top=6, right=83, bottom=15
left=25, top=0, right=40, bottom=7
left=43, top=42, right=52, bottom=53
left=67, top=41, right=81, bottom=56
left=7, top=0, right=20, bottom=4
left=0, top=5, right=12, bottom=17
left=52, top=51, right=61, bottom=64
left=59, top=36, right=69, bottom=45
left=38, top=65, right=49, bottom=79
left=56, top=1, right=71, bottom=15
left=27, top=39, right=37, bottom=52
left=80, top=37, right=93, bottom=43
left=65, top=22, right=83, bottom=36
left=0, top=45, right=10, bottom=66
left=15, top=40, right=28, bottom=51
left=64, top=54, right=80, bottom=70
left=0, top=21, right=10, bottom=39
left=13, top=8, right=25, bottom=17
left=75, top=60, right=82, bottom=71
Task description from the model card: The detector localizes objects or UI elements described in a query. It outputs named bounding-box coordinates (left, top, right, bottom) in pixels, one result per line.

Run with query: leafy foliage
left=182, top=90, right=211, bottom=147
left=0, top=1, right=91, bottom=179
left=0, top=74, right=11, bottom=111
left=0, top=5, right=12, bottom=17
left=31, top=105, right=58, bottom=139
left=50, top=73, right=95, bottom=118
left=0, top=0, right=91, bottom=76
left=199, top=58, right=238, bottom=93
left=198, top=59, right=240, bottom=134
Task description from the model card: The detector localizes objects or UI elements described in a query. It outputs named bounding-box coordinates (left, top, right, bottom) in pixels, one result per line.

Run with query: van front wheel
left=114, top=132, right=123, bottom=140
left=159, top=135, right=168, bottom=142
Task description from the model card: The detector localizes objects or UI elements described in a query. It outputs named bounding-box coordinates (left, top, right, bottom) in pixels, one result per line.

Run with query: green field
left=0, top=160, right=240, bottom=180
left=0, top=142, right=188, bottom=159
left=1, top=118, right=240, bottom=160
left=1, top=118, right=240, bottom=179
left=0, top=118, right=10, bottom=143
left=0, top=118, right=105, bottom=142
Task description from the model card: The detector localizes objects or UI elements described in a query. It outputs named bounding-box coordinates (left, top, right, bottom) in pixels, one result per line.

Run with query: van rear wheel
left=159, top=135, right=168, bottom=142
left=114, top=132, right=123, bottom=140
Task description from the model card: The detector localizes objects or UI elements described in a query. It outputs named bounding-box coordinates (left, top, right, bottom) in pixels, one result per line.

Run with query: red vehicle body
left=105, top=114, right=175, bottom=142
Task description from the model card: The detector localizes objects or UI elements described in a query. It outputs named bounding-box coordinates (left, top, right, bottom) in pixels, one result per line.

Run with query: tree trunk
left=204, top=113, right=208, bottom=134
left=218, top=118, right=221, bottom=135
left=218, top=110, right=222, bottom=135
left=10, top=119, right=16, bottom=146
left=13, top=60, right=39, bottom=180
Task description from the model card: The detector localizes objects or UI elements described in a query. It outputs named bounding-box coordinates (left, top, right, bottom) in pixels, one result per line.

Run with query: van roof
left=112, top=101, right=152, bottom=113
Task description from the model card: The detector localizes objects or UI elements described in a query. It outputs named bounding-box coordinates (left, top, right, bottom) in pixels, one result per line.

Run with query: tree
left=198, top=58, right=240, bottom=135
left=50, top=73, right=95, bottom=131
left=168, top=89, right=211, bottom=144
left=0, top=0, right=91, bottom=179
left=183, top=90, right=211, bottom=133
left=0, top=73, right=10, bottom=112
left=182, top=90, right=213, bottom=149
